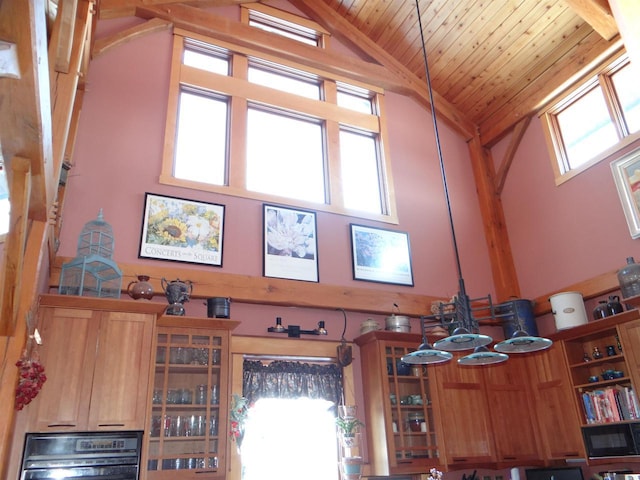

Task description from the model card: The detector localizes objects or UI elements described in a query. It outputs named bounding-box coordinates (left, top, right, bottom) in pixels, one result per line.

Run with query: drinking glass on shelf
left=210, top=415, right=218, bottom=436
left=150, top=416, right=161, bottom=437
left=194, top=348, right=209, bottom=365
left=210, top=385, right=219, bottom=404
left=163, top=415, right=172, bottom=437
left=195, top=385, right=207, bottom=405
left=180, top=388, right=193, bottom=405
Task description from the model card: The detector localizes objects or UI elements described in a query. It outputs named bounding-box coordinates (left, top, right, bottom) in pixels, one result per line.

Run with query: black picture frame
left=139, top=192, right=225, bottom=267
left=263, top=204, right=319, bottom=282
left=350, top=223, right=414, bottom=286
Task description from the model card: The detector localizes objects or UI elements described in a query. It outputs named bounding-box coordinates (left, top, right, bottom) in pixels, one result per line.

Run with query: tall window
left=242, top=398, right=338, bottom=480
left=160, top=5, right=397, bottom=222
left=240, top=360, right=344, bottom=480
left=541, top=55, right=640, bottom=184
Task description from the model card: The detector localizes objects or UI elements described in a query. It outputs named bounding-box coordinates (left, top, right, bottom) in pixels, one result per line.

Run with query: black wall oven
left=19, top=431, right=143, bottom=480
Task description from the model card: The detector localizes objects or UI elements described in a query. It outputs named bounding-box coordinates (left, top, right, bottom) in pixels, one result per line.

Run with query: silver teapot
left=161, top=278, right=193, bottom=316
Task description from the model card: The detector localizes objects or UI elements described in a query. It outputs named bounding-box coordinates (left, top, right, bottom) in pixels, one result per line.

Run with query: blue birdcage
left=59, top=210, right=122, bottom=298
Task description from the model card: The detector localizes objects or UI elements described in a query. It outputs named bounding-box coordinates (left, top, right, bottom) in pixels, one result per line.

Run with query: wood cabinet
left=145, top=316, right=239, bottom=478
left=30, top=295, right=165, bottom=431
left=522, top=343, right=585, bottom=461
left=431, top=352, right=495, bottom=468
left=356, top=329, right=576, bottom=470
left=553, top=309, right=640, bottom=465
left=432, top=351, right=542, bottom=468
left=355, top=331, right=444, bottom=476
left=482, top=354, right=542, bottom=466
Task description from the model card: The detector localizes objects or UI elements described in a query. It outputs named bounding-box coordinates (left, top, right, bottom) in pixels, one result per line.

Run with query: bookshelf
left=558, top=310, right=640, bottom=427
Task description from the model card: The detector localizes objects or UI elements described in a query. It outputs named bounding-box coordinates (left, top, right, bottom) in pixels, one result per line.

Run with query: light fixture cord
left=414, top=0, right=466, bottom=297
left=338, top=308, right=347, bottom=342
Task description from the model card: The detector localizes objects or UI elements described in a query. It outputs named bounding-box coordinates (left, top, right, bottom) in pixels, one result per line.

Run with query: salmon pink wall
left=59, top=9, right=495, bottom=322
left=493, top=119, right=640, bottom=301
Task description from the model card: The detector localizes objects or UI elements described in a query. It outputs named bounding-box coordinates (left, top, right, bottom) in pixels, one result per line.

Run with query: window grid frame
left=542, top=53, right=640, bottom=185
left=160, top=28, right=398, bottom=223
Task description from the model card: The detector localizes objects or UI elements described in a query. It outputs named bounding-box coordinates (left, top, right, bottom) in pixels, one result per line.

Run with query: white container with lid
left=360, top=318, right=381, bottom=335
left=550, top=291, right=588, bottom=330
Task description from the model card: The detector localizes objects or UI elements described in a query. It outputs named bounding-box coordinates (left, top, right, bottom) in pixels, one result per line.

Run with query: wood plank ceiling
left=97, top=0, right=623, bottom=144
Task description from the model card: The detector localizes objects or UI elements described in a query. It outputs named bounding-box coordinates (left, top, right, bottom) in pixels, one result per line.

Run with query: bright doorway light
left=240, top=397, right=339, bottom=480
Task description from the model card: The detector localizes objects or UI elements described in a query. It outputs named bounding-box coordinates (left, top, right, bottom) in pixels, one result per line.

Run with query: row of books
left=582, top=385, right=640, bottom=424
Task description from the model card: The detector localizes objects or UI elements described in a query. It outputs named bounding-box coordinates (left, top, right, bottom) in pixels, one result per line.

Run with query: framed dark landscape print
left=350, top=224, right=414, bottom=286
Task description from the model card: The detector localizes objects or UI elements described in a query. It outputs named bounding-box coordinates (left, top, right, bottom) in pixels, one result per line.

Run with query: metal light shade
left=494, top=329, right=553, bottom=353
left=458, top=346, right=509, bottom=366
left=402, top=342, right=453, bottom=365
left=433, top=327, right=493, bottom=351
left=401, top=318, right=453, bottom=364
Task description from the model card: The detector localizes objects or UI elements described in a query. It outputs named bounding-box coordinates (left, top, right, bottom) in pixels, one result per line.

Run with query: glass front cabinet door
left=146, top=317, right=238, bottom=477
left=355, top=330, right=444, bottom=476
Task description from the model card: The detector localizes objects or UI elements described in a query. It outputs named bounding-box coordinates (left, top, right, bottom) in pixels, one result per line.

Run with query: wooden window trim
left=541, top=51, right=637, bottom=186
left=160, top=29, right=399, bottom=223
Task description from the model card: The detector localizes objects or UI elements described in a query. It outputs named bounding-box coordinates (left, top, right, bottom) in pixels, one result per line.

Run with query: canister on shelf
left=408, top=412, right=424, bottom=432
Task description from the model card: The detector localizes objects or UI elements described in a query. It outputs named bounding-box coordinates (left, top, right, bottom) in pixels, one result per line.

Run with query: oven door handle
left=22, top=467, right=138, bottom=480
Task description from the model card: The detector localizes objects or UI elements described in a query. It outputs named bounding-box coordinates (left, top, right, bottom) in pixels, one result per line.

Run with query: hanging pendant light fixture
left=401, top=318, right=453, bottom=365
left=493, top=310, right=553, bottom=353
left=457, top=346, right=509, bottom=366
left=408, top=0, right=551, bottom=365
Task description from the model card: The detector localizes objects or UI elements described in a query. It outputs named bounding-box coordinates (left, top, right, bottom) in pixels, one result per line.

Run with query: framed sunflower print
left=139, top=193, right=225, bottom=266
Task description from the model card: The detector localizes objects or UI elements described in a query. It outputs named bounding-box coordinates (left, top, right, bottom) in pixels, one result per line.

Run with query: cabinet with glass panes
left=145, top=317, right=239, bottom=478
left=354, top=331, right=444, bottom=476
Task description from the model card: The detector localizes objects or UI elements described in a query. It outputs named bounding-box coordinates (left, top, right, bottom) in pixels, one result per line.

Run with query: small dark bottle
left=592, top=347, right=603, bottom=360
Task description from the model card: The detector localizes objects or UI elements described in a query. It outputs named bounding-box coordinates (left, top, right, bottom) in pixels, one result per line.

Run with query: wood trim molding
left=92, top=17, right=172, bottom=58
left=50, top=256, right=444, bottom=317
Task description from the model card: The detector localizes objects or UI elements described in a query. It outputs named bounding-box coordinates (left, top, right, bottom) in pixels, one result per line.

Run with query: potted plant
left=336, top=417, right=364, bottom=448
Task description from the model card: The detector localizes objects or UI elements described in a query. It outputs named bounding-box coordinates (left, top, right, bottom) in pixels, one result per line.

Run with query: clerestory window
left=541, top=54, right=640, bottom=185
left=160, top=5, right=397, bottom=222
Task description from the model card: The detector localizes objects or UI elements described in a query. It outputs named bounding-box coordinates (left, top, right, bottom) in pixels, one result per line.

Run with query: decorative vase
left=127, top=275, right=154, bottom=300
left=161, top=278, right=193, bottom=316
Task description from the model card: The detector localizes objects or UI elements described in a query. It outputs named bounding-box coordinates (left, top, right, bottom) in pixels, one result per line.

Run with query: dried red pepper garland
left=15, top=353, right=47, bottom=411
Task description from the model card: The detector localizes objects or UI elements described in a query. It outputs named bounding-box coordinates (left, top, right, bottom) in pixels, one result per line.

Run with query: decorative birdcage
left=59, top=210, right=122, bottom=298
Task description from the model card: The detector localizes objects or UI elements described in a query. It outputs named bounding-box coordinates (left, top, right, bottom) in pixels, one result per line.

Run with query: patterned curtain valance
left=242, top=359, right=343, bottom=407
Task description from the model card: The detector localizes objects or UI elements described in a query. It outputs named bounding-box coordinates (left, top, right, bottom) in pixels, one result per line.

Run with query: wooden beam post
left=467, top=133, right=521, bottom=301
left=0, top=157, right=31, bottom=337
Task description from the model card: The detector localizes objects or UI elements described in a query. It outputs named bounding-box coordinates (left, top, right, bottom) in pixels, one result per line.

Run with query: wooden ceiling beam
left=564, top=0, right=618, bottom=41
left=92, top=17, right=172, bottom=58
left=495, top=115, right=532, bottom=196
left=98, top=0, right=248, bottom=19
left=0, top=0, right=54, bottom=222
left=51, top=0, right=78, bottom=73
left=479, top=33, right=622, bottom=147
left=288, top=0, right=476, bottom=140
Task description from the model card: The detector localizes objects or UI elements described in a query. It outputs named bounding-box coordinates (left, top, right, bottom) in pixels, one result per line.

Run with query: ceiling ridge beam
left=288, top=0, right=476, bottom=140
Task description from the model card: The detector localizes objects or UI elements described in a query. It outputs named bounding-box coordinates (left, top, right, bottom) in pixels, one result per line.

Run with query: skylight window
left=542, top=54, right=640, bottom=184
